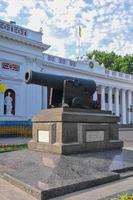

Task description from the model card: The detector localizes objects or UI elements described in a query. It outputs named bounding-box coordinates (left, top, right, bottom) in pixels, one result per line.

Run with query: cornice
left=0, top=45, right=43, bottom=60
left=0, top=30, right=50, bottom=51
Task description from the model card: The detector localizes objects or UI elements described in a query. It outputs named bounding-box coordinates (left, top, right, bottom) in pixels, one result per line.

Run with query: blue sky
left=0, top=0, right=133, bottom=59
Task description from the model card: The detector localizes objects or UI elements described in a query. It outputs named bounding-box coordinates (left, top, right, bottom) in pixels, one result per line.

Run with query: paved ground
left=1, top=172, right=133, bottom=200
left=53, top=176, right=133, bottom=200
left=0, top=130, right=133, bottom=200
left=119, top=130, right=133, bottom=150
left=0, top=137, right=31, bottom=145
left=0, top=176, right=37, bottom=200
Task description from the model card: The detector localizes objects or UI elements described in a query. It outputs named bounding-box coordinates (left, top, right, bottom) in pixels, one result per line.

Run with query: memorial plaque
left=86, top=131, right=104, bottom=142
left=38, top=130, right=49, bottom=143
left=2, top=62, right=20, bottom=71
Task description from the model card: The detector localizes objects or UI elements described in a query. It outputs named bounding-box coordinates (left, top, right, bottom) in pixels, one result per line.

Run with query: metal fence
left=0, top=121, right=32, bottom=137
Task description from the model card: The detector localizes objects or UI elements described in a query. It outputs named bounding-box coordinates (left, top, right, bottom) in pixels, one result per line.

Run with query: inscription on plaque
left=38, top=130, right=49, bottom=143
left=0, top=20, right=28, bottom=36
left=86, top=131, right=104, bottom=142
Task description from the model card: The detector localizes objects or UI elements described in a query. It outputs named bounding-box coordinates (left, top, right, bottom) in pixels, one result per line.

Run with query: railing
left=44, top=54, right=133, bottom=81
left=43, top=53, right=76, bottom=68
left=47, top=55, right=55, bottom=62
left=59, top=57, right=66, bottom=64
left=112, top=71, right=117, bottom=76
left=119, top=72, right=123, bottom=77
left=0, top=121, right=32, bottom=137
left=105, top=69, right=133, bottom=81
left=125, top=74, right=130, bottom=79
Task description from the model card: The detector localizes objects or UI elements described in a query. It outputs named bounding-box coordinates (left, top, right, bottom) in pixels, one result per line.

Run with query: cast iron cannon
left=25, top=70, right=98, bottom=108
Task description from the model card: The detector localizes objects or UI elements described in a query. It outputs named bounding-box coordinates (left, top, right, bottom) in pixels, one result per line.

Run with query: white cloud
left=0, top=0, right=132, bottom=57
left=2, top=0, right=35, bottom=20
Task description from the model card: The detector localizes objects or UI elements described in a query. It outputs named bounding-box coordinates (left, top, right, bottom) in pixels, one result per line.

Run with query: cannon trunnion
left=25, top=70, right=97, bottom=109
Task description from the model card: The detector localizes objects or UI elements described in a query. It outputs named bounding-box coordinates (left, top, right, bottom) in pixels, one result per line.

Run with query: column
left=93, top=90, right=97, bottom=101
left=108, top=87, right=113, bottom=112
left=127, top=90, right=132, bottom=124
left=101, top=85, right=105, bottom=110
left=41, top=86, right=48, bottom=109
left=115, top=88, right=119, bottom=116
left=122, top=89, right=126, bottom=124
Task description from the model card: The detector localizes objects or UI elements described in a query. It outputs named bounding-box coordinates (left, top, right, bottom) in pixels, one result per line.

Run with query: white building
left=0, top=19, right=133, bottom=124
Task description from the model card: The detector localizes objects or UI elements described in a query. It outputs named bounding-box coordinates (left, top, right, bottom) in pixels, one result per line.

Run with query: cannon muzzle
left=25, top=70, right=64, bottom=90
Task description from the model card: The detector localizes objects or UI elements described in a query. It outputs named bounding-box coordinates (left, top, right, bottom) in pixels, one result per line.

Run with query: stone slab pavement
left=1, top=173, right=133, bottom=200
left=51, top=130, right=133, bottom=200
left=119, top=130, right=133, bottom=150
left=0, top=176, right=37, bottom=200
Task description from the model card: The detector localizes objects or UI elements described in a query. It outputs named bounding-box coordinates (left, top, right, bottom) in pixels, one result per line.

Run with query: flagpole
left=77, top=32, right=81, bottom=60
left=76, top=22, right=82, bottom=60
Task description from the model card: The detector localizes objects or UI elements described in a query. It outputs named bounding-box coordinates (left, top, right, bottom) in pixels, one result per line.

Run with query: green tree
left=87, top=50, right=133, bottom=74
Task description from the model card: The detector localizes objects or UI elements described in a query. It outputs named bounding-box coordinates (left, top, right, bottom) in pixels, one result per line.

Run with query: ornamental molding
left=1, top=62, right=20, bottom=72
left=79, top=55, right=105, bottom=69
left=25, top=56, right=36, bottom=64
left=35, top=58, right=44, bottom=66
left=89, top=61, right=94, bottom=68
left=25, top=56, right=43, bottom=66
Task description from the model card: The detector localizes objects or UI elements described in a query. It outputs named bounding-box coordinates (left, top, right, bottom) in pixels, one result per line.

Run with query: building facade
left=0, top=19, right=133, bottom=124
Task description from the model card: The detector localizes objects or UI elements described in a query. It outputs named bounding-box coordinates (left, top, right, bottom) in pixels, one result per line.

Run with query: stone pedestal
left=28, top=108, right=123, bottom=154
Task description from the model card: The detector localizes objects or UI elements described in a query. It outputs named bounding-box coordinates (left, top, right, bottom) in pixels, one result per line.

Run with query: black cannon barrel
left=25, top=70, right=96, bottom=95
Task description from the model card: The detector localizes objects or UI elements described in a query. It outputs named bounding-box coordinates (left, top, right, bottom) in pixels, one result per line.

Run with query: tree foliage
left=87, top=50, right=133, bottom=74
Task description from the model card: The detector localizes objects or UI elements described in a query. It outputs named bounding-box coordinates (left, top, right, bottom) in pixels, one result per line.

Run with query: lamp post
left=128, top=105, right=133, bottom=124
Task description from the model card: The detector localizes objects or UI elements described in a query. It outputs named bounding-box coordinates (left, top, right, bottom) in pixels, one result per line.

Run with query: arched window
left=4, top=89, right=15, bottom=115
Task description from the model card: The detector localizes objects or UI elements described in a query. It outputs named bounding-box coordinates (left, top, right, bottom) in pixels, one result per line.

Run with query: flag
left=76, top=25, right=82, bottom=38
left=78, top=25, right=82, bottom=37
left=0, top=82, right=6, bottom=94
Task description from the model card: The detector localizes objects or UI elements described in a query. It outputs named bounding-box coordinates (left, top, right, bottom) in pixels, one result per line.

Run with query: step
left=120, top=170, right=133, bottom=179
